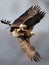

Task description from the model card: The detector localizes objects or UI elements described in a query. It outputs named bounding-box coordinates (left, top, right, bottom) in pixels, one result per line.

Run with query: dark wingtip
left=33, top=5, right=46, bottom=19
left=1, top=20, right=6, bottom=24
left=36, top=10, right=46, bottom=21
left=1, top=20, right=11, bottom=26
left=33, top=52, right=41, bottom=62
left=31, top=51, right=41, bottom=62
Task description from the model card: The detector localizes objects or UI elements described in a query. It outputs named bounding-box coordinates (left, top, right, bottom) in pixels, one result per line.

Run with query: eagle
left=1, top=5, right=45, bottom=62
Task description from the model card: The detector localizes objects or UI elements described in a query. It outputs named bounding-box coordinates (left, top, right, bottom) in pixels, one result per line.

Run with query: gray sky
left=0, top=0, right=49, bottom=65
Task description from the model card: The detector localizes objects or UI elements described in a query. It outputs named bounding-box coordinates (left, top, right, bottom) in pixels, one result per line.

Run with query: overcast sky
left=0, top=0, right=49, bottom=65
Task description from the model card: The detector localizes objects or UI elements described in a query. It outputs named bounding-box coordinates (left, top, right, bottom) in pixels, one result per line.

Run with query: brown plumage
left=18, top=37, right=41, bottom=62
left=1, top=5, right=45, bottom=62
left=13, top=5, right=45, bottom=28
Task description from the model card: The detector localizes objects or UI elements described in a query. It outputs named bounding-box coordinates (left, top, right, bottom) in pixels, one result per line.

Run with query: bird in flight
left=1, top=5, right=45, bottom=62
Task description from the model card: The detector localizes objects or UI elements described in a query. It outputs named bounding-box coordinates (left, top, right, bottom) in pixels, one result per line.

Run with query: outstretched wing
left=1, top=5, right=45, bottom=32
left=23, top=10, right=45, bottom=29
left=18, top=37, right=41, bottom=62
left=13, top=5, right=41, bottom=26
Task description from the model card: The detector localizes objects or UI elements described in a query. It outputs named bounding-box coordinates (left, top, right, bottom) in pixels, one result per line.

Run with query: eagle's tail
left=19, top=39, right=41, bottom=62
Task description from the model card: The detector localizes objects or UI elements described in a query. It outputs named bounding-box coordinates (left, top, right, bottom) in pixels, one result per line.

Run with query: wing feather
left=10, top=5, right=45, bottom=33
left=18, top=38, right=41, bottom=62
left=13, top=5, right=41, bottom=26
left=24, top=10, right=45, bottom=29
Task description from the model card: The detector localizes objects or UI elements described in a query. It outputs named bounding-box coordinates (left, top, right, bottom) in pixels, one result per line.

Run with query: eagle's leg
left=18, top=38, right=41, bottom=62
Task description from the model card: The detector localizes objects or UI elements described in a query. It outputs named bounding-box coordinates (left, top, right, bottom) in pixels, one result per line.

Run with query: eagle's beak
left=19, top=24, right=27, bottom=29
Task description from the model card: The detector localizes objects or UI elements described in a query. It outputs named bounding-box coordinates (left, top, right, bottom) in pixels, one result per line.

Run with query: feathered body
left=1, top=5, right=45, bottom=62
